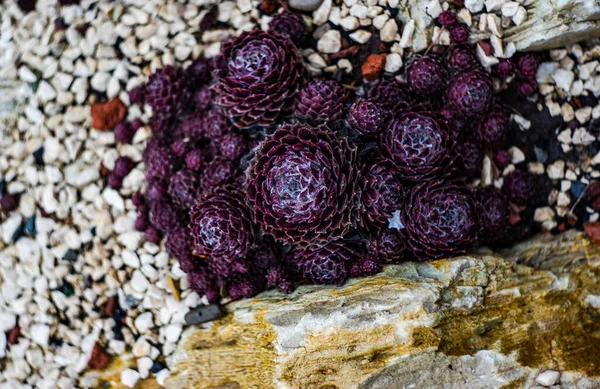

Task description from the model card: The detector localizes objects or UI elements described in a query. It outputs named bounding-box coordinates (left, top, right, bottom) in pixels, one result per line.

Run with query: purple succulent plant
left=246, top=123, right=358, bottom=247
left=401, top=179, right=478, bottom=259
left=446, top=70, right=493, bottom=118
left=358, top=158, right=405, bottom=228
left=381, top=110, right=453, bottom=180
left=145, top=65, right=191, bottom=119
left=294, top=79, right=345, bottom=124
left=189, top=186, right=256, bottom=266
left=213, top=29, right=305, bottom=128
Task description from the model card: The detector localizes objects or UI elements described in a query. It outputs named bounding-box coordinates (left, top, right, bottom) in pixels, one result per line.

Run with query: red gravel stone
left=87, top=342, right=112, bottom=370
left=362, top=54, right=386, bottom=81
left=91, top=98, right=128, bottom=131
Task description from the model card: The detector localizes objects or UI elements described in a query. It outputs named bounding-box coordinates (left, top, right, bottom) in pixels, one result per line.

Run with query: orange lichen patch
left=91, top=98, right=127, bottom=130
left=361, top=54, right=386, bottom=81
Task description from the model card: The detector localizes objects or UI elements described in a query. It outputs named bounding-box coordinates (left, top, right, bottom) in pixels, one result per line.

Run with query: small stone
left=91, top=98, right=127, bottom=130
left=561, top=103, right=575, bottom=122
left=553, top=69, right=575, bottom=92
left=339, top=16, right=359, bottom=31
left=380, top=19, right=398, bottom=42
left=290, top=0, right=324, bottom=11
left=426, top=0, right=442, bottom=18
left=400, top=20, right=415, bottom=48
left=134, top=312, right=154, bottom=333
left=349, top=30, right=371, bottom=44
left=317, top=30, right=341, bottom=54
left=165, top=324, right=183, bottom=343
left=512, top=6, right=527, bottom=26
left=137, top=357, right=153, bottom=379
left=547, top=160, right=565, bottom=180
left=313, top=0, right=332, bottom=26
left=509, top=146, right=525, bottom=164
left=121, top=369, right=141, bottom=388
left=501, top=2, right=519, bottom=17
left=362, top=54, right=386, bottom=80
left=536, top=370, right=560, bottom=386
left=349, top=4, right=368, bottom=18
left=30, top=324, right=50, bottom=346
left=534, top=207, right=554, bottom=222
left=373, top=14, right=389, bottom=30
left=465, top=0, right=485, bottom=13
left=384, top=53, right=403, bottom=73
left=185, top=304, right=225, bottom=325
left=572, top=128, right=595, bottom=145
left=87, top=343, right=112, bottom=370
left=537, top=62, right=560, bottom=84
left=575, top=107, right=592, bottom=124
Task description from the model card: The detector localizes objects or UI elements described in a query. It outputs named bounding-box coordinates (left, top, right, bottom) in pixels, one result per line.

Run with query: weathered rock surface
left=502, top=0, right=600, bottom=51
left=399, top=0, right=600, bottom=52
left=165, top=231, right=600, bottom=389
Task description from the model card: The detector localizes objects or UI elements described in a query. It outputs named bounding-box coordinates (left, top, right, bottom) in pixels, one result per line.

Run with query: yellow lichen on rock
left=166, top=232, right=600, bottom=389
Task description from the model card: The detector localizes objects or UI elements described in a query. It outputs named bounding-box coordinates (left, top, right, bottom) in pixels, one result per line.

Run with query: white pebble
left=30, top=324, right=50, bottom=346
left=121, top=369, right=141, bottom=388
left=512, top=6, right=527, bottom=26
left=349, top=30, right=371, bottom=44
left=317, top=30, right=341, bottom=54
left=536, top=370, right=560, bottom=386
left=380, top=19, right=398, bottom=42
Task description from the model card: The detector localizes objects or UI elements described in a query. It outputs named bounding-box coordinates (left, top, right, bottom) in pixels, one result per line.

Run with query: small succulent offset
left=406, top=55, right=446, bottom=96
left=348, top=99, right=388, bottom=136
left=213, top=29, right=306, bottom=128
left=381, top=110, right=453, bottom=180
left=145, top=65, right=191, bottom=119
left=476, top=187, right=510, bottom=244
left=294, top=79, right=345, bottom=124
left=401, top=179, right=478, bottom=259
left=247, top=123, right=358, bottom=247
left=189, top=186, right=256, bottom=265
left=446, top=70, right=493, bottom=118
left=292, top=240, right=363, bottom=285
left=358, top=158, right=405, bottom=228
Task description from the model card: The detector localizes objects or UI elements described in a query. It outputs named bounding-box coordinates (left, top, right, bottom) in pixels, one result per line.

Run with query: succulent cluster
left=126, top=12, right=538, bottom=303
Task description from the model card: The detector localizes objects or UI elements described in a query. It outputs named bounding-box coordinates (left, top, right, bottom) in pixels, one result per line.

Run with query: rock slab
left=166, top=230, right=600, bottom=389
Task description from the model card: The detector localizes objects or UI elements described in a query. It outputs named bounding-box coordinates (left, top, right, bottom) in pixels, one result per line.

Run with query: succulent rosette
left=189, top=186, right=256, bottom=266
left=446, top=70, right=493, bottom=118
left=358, top=158, right=405, bottom=228
left=475, top=107, right=511, bottom=147
left=247, top=123, right=358, bottom=247
left=292, top=240, right=362, bottom=285
left=401, top=179, right=478, bottom=259
left=381, top=110, right=453, bottom=180
left=454, top=139, right=484, bottom=178
left=168, top=169, right=201, bottom=208
left=150, top=202, right=184, bottom=233
left=294, top=79, right=345, bottom=124
left=166, top=227, right=194, bottom=260
left=213, top=29, right=305, bottom=128
left=369, top=78, right=412, bottom=112
left=368, top=228, right=406, bottom=263
left=268, top=9, right=308, bottom=46
left=406, top=55, right=446, bottom=96
left=502, top=169, right=534, bottom=205
left=348, top=99, right=388, bottom=136
left=476, top=187, right=510, bottom=244
left=447, top=45, right=480, bottom=72
left=145, top=65, right=191, bottom=119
